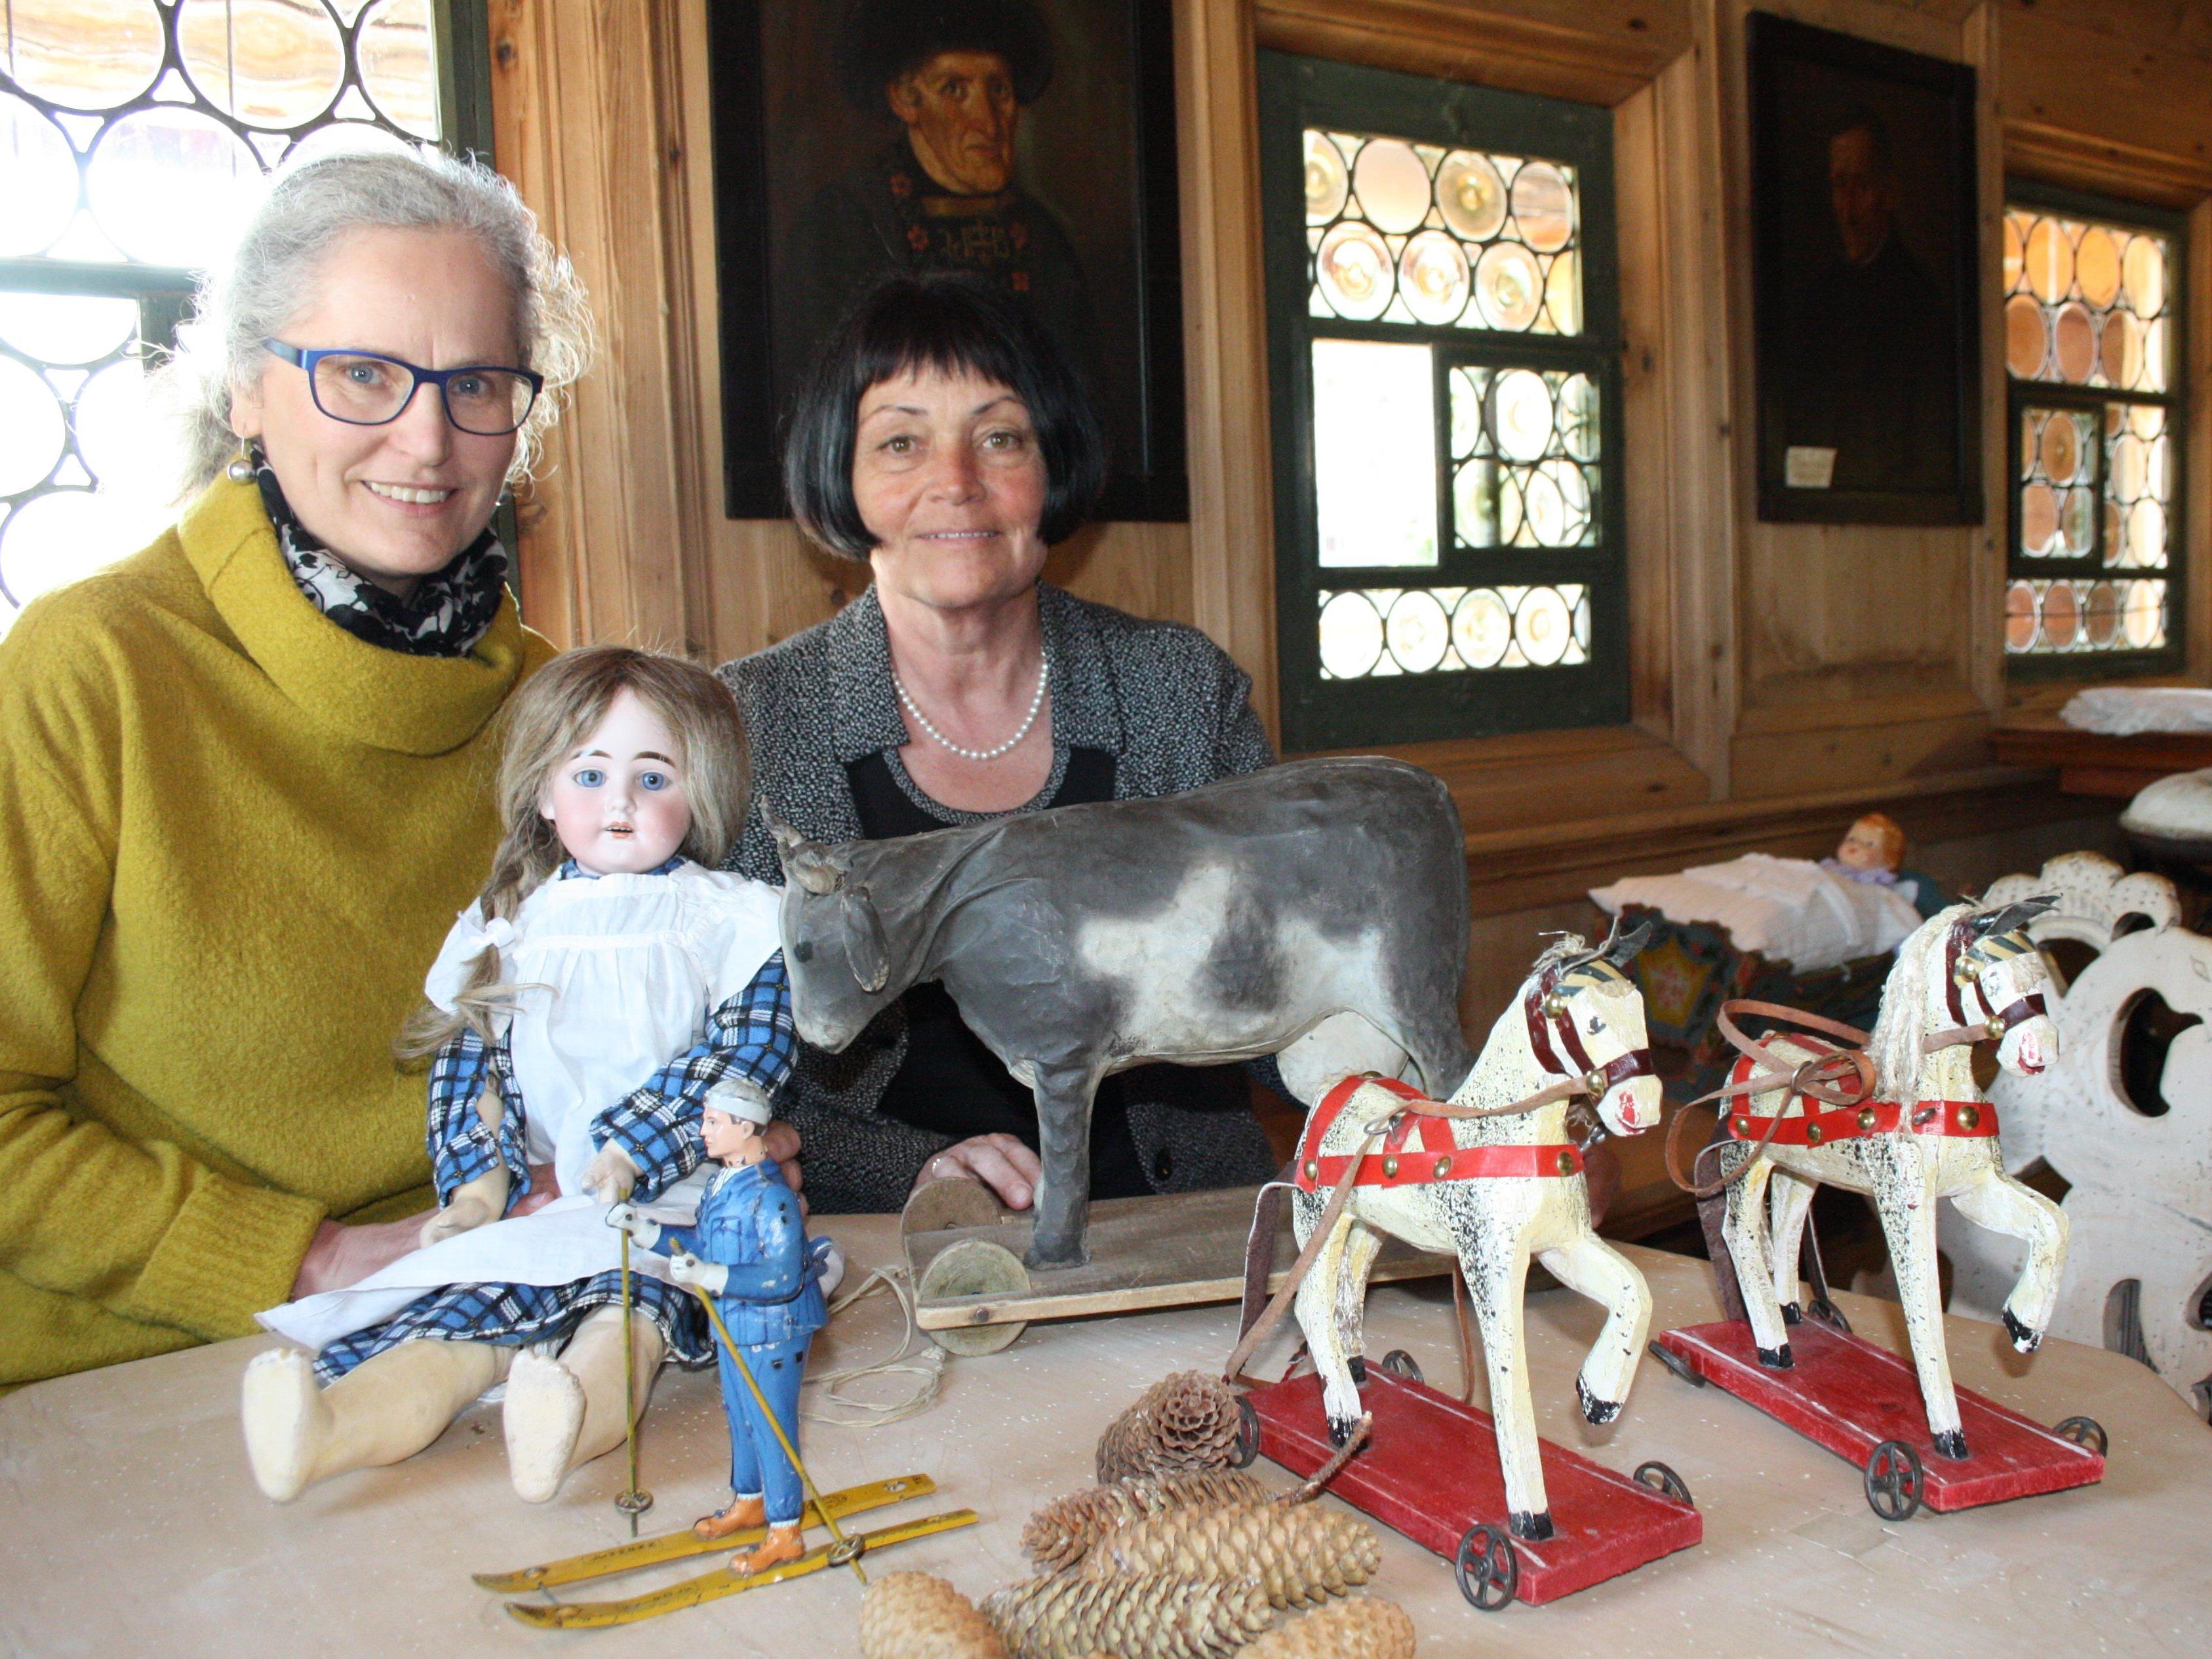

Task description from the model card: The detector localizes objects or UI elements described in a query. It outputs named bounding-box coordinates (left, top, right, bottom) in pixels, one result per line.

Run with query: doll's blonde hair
left=401, top=646, right=751, bottom=1055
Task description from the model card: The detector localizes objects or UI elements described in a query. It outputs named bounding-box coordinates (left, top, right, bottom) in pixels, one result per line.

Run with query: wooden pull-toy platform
left=1242, top=1366, right=1702, bottom=1609
left=902, top=1181, right=1450, bottom=1356
left=1653, top=1319, right=2106, bottom=1517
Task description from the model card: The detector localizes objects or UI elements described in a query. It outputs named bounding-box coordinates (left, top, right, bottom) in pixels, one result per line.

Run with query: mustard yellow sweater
left=0, top=475, right=553, bottom=1389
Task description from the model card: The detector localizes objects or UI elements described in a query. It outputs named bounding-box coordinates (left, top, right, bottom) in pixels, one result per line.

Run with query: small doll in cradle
left=1822, top=811, right=1918, bottom=901
left=244, top=645, right=802, bottom=1504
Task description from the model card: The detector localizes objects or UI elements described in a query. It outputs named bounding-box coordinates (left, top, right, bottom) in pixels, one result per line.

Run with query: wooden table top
left=1990, top=713, right=2212, bottom=798
left=3, top=1217, right=2203, bottom=1658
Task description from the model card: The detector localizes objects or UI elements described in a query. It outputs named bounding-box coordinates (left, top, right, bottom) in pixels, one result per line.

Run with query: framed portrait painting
left=706, top=0, right=1186, bottom=522
left=1749, top=12, right=1982, bottom=525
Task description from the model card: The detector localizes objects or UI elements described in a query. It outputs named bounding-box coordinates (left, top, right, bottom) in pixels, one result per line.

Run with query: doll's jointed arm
left=425, top=1028, right=530, bottom=1211
left=421, top=1088, right=511, bottom=1246
left=589, top=954, right=799, bottom=1203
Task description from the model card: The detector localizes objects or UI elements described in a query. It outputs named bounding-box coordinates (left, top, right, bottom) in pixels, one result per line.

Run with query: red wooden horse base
left=1653, top=1320, right=2104, bottom=1516
left=1242, top=1366, right=1701, bottom=1607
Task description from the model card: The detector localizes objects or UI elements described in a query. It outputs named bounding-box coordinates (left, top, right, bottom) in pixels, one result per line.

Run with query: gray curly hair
left=169, top=148, right=594, bottom=493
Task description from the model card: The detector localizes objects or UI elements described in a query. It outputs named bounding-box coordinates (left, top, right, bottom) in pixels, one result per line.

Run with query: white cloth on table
left=2062, top=686, right=2212, bottom=735
left=1590, top=852, right=1922, bottom=973
left=2123, top=767, right=2212, bottom=840
left=258, top=862, right=783, bottom=1354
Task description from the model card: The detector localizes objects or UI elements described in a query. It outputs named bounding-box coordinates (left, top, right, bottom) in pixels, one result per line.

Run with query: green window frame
left=2002, top=180, right=2187, bottom=678
left=1258, top=50, right=1627, bottom=752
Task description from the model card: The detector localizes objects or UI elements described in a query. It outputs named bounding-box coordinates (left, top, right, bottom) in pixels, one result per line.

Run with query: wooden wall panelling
left=2192, top=199, right=2212, bottom=681
left=1965, top=0, right=2006, bottom=712
left=1253, top=0, right=1693, bottom=106
left=1997, top=0, right=2212, bottom=208
left=489, top=0, right=701, bottom=652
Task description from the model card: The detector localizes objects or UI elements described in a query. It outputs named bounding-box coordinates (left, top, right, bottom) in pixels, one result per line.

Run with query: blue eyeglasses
left=262, top=340, right=544, bottom=436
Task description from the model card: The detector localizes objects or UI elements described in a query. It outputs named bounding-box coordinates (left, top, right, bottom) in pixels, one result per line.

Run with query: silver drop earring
left=226, top=445, right=256, bottom=484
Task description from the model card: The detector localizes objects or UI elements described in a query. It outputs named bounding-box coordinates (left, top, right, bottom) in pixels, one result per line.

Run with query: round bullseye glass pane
left=1399, top=231, right=1470, bottom=325
left=1303, top=130, right=1349, bottom=225
left=0, top=490, right=131, bottom=608
left=1542, top=249, right=1580, bottom=334
left=2129, top=498, right=2167, bottom=568
left=359, top=0, right=444, bottom=138
left=0, top=292, right=136, bottom=365
left=1453, top=588, right=1511, bottom=668
left=2024, top=217, right=2072, bottom=305
left=1474, top=241, right=1542, bottom=332
left=2053, top=303, right=2096, bottom=383
left=89, top=108, right=266, bottom=269
left=2018, top=409, right=2042, bottom=482
left=0, top=97, right=81, bottom=258
left=2038, top=412, right=2078, bottom=484
left=72, top=359, right=163, bottom=494
left=1559, top=374, right=1598, bottom=461
left=2123, top=234, right=2165, bottom=318
left=1318, top=591, right=1385, bottom=678
left=2020, top=482, right=2058, bottom=555
left=2002, top=214, right=2024, bottom=292
left=2004, top=581, right=2038, bottom=651
left=0, top=359, right=68, bottom=497
left=2040, top=581, right=2080, bottom=650
left=2111, top=433, right=2146, bottom=502
left=281, top=121, right=416, bottom=168
left=2100, top=310, right=2140, bottom=389
left=1518, top=465, right=1567, bottom=546
left=2075, top=225, right=2121, bottom=308
left=2139, top=317, right=2169, bottom=393
left=1537, top=459, right=1591, bottom=545
left=1453, top=459, right=1497, bottom=547
left=2059, top=486, right=2095, bottom=557
left=2004, top=296, right=2047, bottom=379
left=1351, top=138, right=1431, bottom=235
left=2084, top=581, right=2121, bottom=648
left=1510, top=161, right=1573, bottom=253
left=1491, top=369, right=1552, bottom=463
left=1436, top=152, right=1506, bottom=242
left=4, top=0, right=164, bottom=109
left=1385, top=588, right=1450, bottom=674
left=1315, top=222, right=1393, bottom=321
left=2124, top=580, right=2164, bottom=648
left=178, top=0, right=346, bottom=127
left=1516, top=586, right=1572, bottom=666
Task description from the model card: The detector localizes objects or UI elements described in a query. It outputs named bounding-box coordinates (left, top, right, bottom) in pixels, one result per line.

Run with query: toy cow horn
left=762, top=800, right=842, bottom=896
left=1603, top=918, right=1655, bottom=966
left=1973, top=894, right=2058, bottom=939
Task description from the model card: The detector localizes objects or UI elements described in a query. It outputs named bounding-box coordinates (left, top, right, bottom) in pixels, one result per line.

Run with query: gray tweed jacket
left=719, top=581, right=1281, bottom=1215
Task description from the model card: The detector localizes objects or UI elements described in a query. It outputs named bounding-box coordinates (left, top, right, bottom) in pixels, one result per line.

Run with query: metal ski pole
left=614, top=1226, right=652, bottom=1536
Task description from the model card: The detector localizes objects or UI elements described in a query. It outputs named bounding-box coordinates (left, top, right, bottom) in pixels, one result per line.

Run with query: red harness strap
left=1293, top=1075, right=1585, bottom=1194
left=1721, top=1049, right=2000, bottom=1146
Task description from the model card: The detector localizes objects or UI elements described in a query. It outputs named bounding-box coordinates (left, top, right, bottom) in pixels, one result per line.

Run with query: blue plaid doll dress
left=258, top=857, right=793, bottom=1381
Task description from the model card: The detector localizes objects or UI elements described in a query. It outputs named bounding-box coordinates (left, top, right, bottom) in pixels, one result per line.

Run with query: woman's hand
left=912, top=1133, right=1041, bottom=1209
left=290, top=1213, right=435, bottom=1298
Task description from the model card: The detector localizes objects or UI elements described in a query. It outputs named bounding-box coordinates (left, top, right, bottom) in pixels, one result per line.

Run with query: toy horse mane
left=1868, top=897, right=2057, bottom=1097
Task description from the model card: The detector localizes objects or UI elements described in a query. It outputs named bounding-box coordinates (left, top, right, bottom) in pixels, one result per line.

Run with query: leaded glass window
left=1261, top=53, right=1622, bottom=749
left=2002, top=187, right=2184, bottom=671
left=0, top=0, right=488, bottom=640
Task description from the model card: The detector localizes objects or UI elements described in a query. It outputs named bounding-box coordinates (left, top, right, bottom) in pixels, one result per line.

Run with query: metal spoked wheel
left=1233, top=1397, right=1261, bottom=1468
left=1864, top=1439, right=1925, bottom=1521
left=1455, top=1523, right=1519, bottom=1611
left=1633, top=1460, right=1694, bottom=1506
left=1648, top=1339, right=1707, bottom=1387
left=2053, top=1415, right=2108, bottom=1457
left=1379, top=1349, right=1424, bottom=1385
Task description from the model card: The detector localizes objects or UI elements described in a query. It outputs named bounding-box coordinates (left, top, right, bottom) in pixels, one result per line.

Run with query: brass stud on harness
left=1957, top=1104, right=1981, bottom=1131
left=1303, top=1160, right=1319, bottom=1182
left=1433, top=1155, right=1453, bottom=1179
left=1734, top=1116, right=1751, bottom=1137
left=1858, top=1106, right=1879, bottom=1131
left=1584, top=1069, right=1607, bottom=1097
left=1555, top=1149, right=1577, bottom=1176
left=1985, top=1017, right=2006, bottom=1041
left=1804, top=1123, right=1825, bottom=1145
left=1543, top=992, right=1568, bottom=1019
left=1381, top=1155, right=1400, bottom=1178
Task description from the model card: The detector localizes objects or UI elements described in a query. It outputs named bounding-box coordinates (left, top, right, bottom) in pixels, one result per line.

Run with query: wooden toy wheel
left=917, top=1238, right=1029, bottom=1356
left=1863, top=1439, right=1924, bottom=1521
left=2053, top=1415, right=2108, bottom=1456
left=1648, top=1340, right=1707, bottom=1387
left=1455, top=1523, right=1518, bottom=1610
left=1379, top=1349, right=1423, bottom=1384
left=1633, top=1460, right=1694, bottom=1506
left=1233, top=1397, right=1261, bottom=1468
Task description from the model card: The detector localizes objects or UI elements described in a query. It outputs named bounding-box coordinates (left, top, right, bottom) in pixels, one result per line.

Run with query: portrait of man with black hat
left=783, top=0, right=1099, bottom=402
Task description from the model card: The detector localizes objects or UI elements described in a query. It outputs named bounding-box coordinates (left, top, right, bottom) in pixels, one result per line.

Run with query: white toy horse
left=1286, top=932, right=1664, bottom=1542
left=1714, top=898, right=2066, bottom=1461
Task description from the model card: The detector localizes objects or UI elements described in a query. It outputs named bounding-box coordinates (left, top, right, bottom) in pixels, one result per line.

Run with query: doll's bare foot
left=504, top=1352, right=586, bottom=1503
left=241, top=1348, right=330, bottom=1502
left=728, top=1523, right=804, bottom=1576
left=694, top=1494, right=766, bottom=1540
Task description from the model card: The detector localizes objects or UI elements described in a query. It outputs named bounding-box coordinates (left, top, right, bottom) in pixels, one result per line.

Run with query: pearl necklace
left=892, top=654, right=1050, bottom=762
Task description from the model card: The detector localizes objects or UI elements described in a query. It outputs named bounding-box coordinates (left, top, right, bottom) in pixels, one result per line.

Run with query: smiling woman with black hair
left=721, top=274, right=1281, bottom=1217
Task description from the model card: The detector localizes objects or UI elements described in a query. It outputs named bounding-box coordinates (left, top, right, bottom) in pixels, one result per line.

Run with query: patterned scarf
left=254, top=456, right=509, bottom=658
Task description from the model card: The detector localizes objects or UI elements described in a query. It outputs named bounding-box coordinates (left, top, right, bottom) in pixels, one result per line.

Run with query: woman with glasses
left=0, top=151, right=591, bottom=1388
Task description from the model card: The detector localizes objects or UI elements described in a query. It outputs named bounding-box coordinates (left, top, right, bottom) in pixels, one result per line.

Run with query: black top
left=847, top=746, right=1153, bottom=1200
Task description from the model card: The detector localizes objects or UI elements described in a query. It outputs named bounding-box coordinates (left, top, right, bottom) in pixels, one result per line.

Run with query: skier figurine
left=608, top=1090, right=831, bottom=1574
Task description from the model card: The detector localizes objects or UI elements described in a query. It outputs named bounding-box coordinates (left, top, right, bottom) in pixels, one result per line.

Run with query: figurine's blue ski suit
left=650, top=1159, right=826, bottom=1525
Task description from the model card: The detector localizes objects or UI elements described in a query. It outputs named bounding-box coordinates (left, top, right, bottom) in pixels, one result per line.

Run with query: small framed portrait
left=1749, top=12, right=1983, bottom=525
left=706, top=0, right=1186, bottom=522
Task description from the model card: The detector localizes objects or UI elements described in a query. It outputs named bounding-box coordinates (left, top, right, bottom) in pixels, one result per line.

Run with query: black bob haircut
left=782, top=275, right=1109, bottom=562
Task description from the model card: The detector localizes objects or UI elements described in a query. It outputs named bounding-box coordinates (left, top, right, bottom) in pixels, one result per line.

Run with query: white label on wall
left=1785, top=446, right=1837, bottom=489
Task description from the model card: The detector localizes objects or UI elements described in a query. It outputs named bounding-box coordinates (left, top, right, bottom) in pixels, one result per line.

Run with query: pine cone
left=1082, top=1503, right=1380, bottom=1609
left=1242, top=1599, right=1415, bottom=1659
left=859, top=1572, right=1010, bottom=1659
left=981, top=1572, right=1270, bottom=1659
left=1095, top=1372, right=1244, bottom=1484
left=1023, top=1471, right=1273, bottom=1572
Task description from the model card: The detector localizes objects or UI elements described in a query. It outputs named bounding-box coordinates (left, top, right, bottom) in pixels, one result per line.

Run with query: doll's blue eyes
left=639, top=771, right=671, bottom=791
left=572, top=768, right=605, bottom=787
left=567, top=766, right=674, bottom=790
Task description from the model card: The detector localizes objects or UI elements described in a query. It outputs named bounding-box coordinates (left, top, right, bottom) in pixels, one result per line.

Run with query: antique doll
left=242, top=645, right=794, bottom=1505
left=608, top=1095, right=830, bottom=1571
left=1823, top=811, right=1908, bottom=886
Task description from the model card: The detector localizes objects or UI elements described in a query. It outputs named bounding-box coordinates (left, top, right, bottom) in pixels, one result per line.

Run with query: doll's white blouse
left=258, top=862, right=783, bottom=1354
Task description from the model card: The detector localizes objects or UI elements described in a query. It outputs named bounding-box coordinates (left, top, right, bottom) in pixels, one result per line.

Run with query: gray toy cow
left=767, top=756, right=1476, bottom=1268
